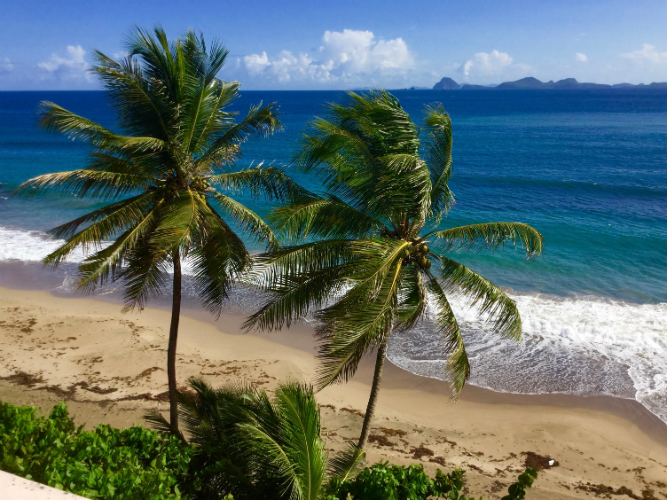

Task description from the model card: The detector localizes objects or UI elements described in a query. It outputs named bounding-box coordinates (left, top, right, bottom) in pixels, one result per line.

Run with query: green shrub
left=325, top=462, right=538, bottom=500
left=0, top=400, right=195, bottom=499
left=324, top=463, right=475, bottom=500
left=0, top=399, right=538, bottom=500
left=501, top=467, right=538, bottom=500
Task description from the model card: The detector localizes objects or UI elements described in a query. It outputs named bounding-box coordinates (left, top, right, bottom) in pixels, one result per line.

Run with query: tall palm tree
left=147, top=379, right=363, bottom=500
left=246, top=90, right=543, bottom=450
left=16, top=27, right=298, bottom=433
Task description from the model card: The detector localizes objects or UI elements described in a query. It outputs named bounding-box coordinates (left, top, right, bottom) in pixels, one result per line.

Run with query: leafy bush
left=325, top=462, right=538, bottom=500
left=501, top=467, right=538, bottom=500
left=0, top=396, right=539, bottom=500
left=325, top=463, right=473, bottom=500
left=148, top=379, right=364, bottom=500
left=0, top=400, right=194, bottom=499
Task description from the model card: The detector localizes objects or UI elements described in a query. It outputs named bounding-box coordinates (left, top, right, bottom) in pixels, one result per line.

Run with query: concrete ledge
left=0, top=470, right=86, bottom=499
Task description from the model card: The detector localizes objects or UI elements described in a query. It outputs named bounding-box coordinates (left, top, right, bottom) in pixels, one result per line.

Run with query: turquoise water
left=0, top=89, right=666, bottom=421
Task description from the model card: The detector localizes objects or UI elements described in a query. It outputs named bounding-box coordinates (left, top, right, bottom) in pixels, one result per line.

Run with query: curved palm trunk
left=357, top=340, right=388, bottom=450
left=168, top=249, right=182, bottom=432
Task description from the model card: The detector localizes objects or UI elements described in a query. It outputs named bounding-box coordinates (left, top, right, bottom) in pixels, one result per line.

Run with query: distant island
left=431, top=76, right=667, bottom=90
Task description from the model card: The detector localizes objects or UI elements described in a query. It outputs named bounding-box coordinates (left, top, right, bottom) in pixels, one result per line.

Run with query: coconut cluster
left=402, top=242, right=431, bottom=269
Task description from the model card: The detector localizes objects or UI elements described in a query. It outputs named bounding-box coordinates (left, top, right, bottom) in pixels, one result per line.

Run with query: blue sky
left=1, top=0, right=666, bottom=90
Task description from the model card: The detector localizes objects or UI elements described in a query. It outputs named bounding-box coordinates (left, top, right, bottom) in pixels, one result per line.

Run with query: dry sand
left=0, top=286, right=666, bottom=499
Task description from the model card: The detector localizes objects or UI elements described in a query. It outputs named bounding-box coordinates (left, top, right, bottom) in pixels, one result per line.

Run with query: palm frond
left=396, top=264, right=428, bottom=332
left=209, top=165, right=306, bottom=202
left=149, top=189, right=200, bottom=251
left=212, top=192, right=280, bottom=250
left=249, top=240, right=356, bottom=291
left=43, top=193, right=156, bottom=265
left=244, top=265, right=348, bottom=332
left=198, top=102, right=282, bottom=167
left=233, top=383, right=325, bottom=500
left=327, top=443, right=365, bottom=482
left=47, top=192, right=153, bottom=239
left=87, top=151, right=159, bottom=178
left=188, top=198, right=250, bottom=315
left=434, top=254, right=523, bottom=341
left=14, top=169, right=149, bottom=199
left=316, top=258, right=403, bottom=388
left=429, top=222, right=543, bottom=257
left=244, top=240, right=357, bottom=332
left=269, top=193, right=388, bottom=241
left=188, top=80, right=238, bottom=156
left=293, top=91, right=429, bottom=222
left=74, top=200, right=164, bottom=293
left=119, top=244, right=171, bottom=311
left=91, top=49, right=173, bottom=141
left=423, top=104, right=455, bottom=219
left=424, top=274, right=470, bottom=396
left=181, top=78, right=225, bottom=154
left=38, top=101, right=164, bottom=153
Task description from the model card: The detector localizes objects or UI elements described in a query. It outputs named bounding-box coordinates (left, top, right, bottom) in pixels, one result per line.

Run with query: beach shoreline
left=0, top=283, right=666, bottom=499
left=2, top=259, right=665, bottom=433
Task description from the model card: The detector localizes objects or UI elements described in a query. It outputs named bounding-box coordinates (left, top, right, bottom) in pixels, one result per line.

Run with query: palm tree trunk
left=168, top=248, right=182, bottom=432
left=357, top=340, right=388, bottom=450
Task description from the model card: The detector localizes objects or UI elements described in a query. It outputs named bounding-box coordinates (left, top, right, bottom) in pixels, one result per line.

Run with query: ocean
left=1, top=89, right=666, bottom=423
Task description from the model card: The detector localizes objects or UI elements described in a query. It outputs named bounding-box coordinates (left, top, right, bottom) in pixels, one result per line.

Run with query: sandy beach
left=0, top=285, right=666, bottom=500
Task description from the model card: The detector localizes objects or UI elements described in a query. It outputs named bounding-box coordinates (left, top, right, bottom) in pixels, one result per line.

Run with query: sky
left=1, top=0, right=666, bottom=90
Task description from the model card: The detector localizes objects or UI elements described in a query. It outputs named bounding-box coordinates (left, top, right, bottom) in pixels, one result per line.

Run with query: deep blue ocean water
left=1, top=89, right=666, bottom=422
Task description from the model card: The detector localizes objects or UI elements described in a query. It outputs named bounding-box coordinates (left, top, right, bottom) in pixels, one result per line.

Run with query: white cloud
left=621, top=44, right=667, bottom=64
left=462, top=50, right=513, bottom=77
left=0, top=57, right=14, bottom=74
left=241, top=29, right=414, bottom=86
left=37, top=45, right=93, bottom=81
left=575, top=53, right=588, bottom=63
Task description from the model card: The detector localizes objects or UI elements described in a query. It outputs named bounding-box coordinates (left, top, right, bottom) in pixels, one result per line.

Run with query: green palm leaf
left=269, top=193, right=388, bottom=241
left=212, top=192, right=280, bottom=250
left=429, top=222, right=543, bottom=257
left=38, top=101, right=165, bottom=153
left=46, top=192, right=154, bottom=240
left=76, top=199, right=164, bottom=293
left=198, top=102, right=282, bottom=167
left=44, top=193, right=156, bottom=265
left=209, top=166, right=306, bottom=203
left=423, top=104, right=455, bottom=219
left=15, top=169, right=149, bottom=199
left=239, top=383, right=326, bottom=500
left=316, top=258, right=403, bottom=388
left=424, top=274, right=470, bottom=396
left=396, top=264, right=428, bottom=332
left=147, top=379, right=360, bottom=500
left=434, top=254, right=522, bottom=341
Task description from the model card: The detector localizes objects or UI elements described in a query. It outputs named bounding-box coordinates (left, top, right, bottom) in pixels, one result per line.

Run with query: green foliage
left=500, top=467, right=538, bottom=500
left=325, top=463, right=538, bottom=500
left=0, top=400, right=194, bottom=500
left=324, top=463, right=476, bottom=500
left=147, top=378, right=362, bottom=500
left=0, top=398, right=538, bottom=500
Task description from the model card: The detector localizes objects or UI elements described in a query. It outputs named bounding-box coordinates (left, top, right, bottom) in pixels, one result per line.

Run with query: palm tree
left=245, top=90, right=543, bottom=450
left=16, top=27, right=299, bottom=433
left=147, top=379, right=363, bottom=499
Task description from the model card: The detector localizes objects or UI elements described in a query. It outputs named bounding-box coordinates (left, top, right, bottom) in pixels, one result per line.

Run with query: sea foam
left=388, top=291, right=667, bottom=423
